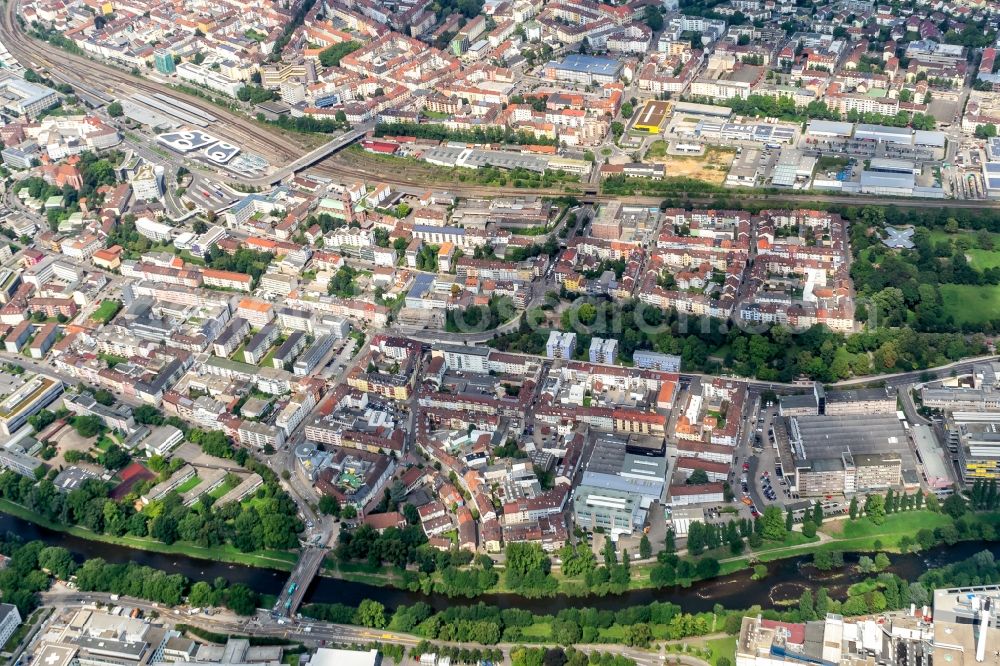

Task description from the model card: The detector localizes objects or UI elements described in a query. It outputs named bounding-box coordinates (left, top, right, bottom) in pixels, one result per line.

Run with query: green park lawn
left=939, top=284, right=1000, bottom=325
left=926, top=228, right=1000, bottom=270
left=820, top=510, right=952, bottom=549
left=967, top=247, right=1000, bottom=270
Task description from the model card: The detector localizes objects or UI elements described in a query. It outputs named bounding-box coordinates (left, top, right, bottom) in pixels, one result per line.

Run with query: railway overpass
left=273, top=547, right=328, bottom=617
left=253, top=128, right=366, bottom=186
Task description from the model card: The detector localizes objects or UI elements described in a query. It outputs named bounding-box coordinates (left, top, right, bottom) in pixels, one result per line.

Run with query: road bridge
left=273, top=547, right=327, bottom=617
left=253, top=129, right=365, bottom=185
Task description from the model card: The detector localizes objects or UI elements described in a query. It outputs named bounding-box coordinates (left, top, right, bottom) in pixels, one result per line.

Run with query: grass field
left=91, top=300, right=121, bottom=324
left=208, top=477, right=238, bottom=499
left=260, top=343, right=282, bottom=369
left=803, top=510, right=955, bottom=557
left=175, top=475, right=202, bottom=494
left=815, top=155, right=851, bottom=174
left=939, top=284, right=1000, bottom=325
left=826, top=510, right=950, bottom=540
left=925, top=228, right=1000, bottom=271
left=704, top=636, right=737, bottom=665
left=967, top=248, right=1000, bottom=270
left=230, top=342, right=249, bottom=364
left=645, top=140, right=669, bottom=159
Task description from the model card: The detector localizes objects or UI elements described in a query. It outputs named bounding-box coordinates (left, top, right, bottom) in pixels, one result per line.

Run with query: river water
left=4, top=513, right=997, bottom=614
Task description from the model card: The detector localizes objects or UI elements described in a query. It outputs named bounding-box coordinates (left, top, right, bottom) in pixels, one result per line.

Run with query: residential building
left=546, top=331, right=576, bottom=359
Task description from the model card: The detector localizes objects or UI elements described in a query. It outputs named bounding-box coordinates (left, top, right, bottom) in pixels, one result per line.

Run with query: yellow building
left=632, top=100, right=672, bottom=134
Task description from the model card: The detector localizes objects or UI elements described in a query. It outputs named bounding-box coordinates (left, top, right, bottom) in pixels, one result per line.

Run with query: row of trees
left=847, top=488, right=930, bottom=524
left=374, top=122, right=558, bottom=147
left=511, top=647, right=637, bottom=666
left=0, top=538, right=259, bottom=616
left=305, top=599, right=713, bottom=647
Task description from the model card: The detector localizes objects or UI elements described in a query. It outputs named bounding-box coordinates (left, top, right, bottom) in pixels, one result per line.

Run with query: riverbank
left=323, top=509, right=990, bottom=598
left=0, top=498, right=299, bottom=571
left=2, top=499, right=995, bottom=603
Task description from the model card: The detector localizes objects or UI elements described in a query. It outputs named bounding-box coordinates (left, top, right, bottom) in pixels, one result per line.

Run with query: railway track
left=0, top=0, right=304, bottom=164
left=4, top=0, right=1000, bottom=211
left=311, top=154, right=1000, bottom=209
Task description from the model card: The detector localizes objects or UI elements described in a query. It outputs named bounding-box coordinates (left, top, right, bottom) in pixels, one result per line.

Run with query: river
left=3, top=513, right=997, bottom=614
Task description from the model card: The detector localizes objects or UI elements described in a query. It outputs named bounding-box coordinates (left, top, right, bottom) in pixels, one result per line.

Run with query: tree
left=602, top=535, right=617, bottom=566
left=107, top=101, right=123, bottom=117
left=622, top=623, right=652, bottom=647
left=812, top=501, right=824, bottom=526
left=638, top=533, right=651, bottom=559
left=785, top=507, right=794, bottom=532
left=71, top=415, right=104, bottom=438
left=318, top=41, right=362, bottom=68
left=134, top=405, right=164, bottom=426
left=799, top=588, right=815, bottom=620
left=816, top=588, right=831, bottom=616
left=849, top=495, right=858, bottom=520
left=864, top=495, right=886, bottom=525
left=188, top=581, right=217, bottom=608
left=356, top=599, right=387, bottom=628
left=977, top=228, right=995, bottom=251
left=552, top=619, right=581, bottom=646
left=761, top=506, right=787, bottom=541
left=318, top=495, right=341, bottom=517
left=664, top=528, right=676, bottom=553
left=696, top=557, right=720, bottom=578
left=801, top=520, right=817, bottom=538
left=812, top=551, right=842, bottom=571
left=236, top=85, right=276, bottom=104
left=686, top=469, right=710, bottom=485
left=975, top=123, right=998, bottom=139
left=642, top=4, right=664, bottom=31
left=908, top=582, right=929, bottom=607
left=942, top=493, right=967, bottom=519
left=28, top=410, right=56, bottom=432
left=687, top=522, right=704, bottom=555
left=874, top=552, right=891, bottom=571
left=38, top=546, right=76, bottom=579
left=225, top=584, right=259, bottom=615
